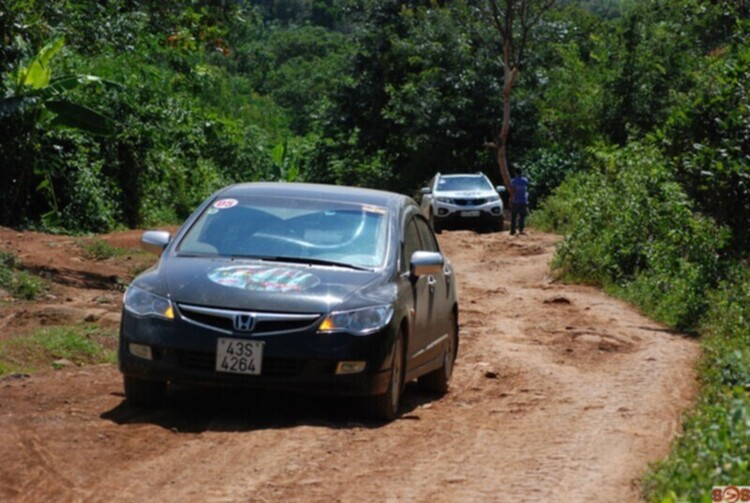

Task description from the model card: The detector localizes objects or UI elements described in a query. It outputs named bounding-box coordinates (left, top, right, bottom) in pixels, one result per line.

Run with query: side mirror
left=496, top=185, right=507, bottom=193
left=410, top=251, right=444, bottom=277
left=420, top=187, right=431, bottom=195
left=141, top=230, right=171, bottom=255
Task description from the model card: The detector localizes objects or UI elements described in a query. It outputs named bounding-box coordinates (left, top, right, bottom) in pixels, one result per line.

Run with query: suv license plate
left=461, top=211, right=480, bottom=217
left=216, top=338, right=263, bottom=375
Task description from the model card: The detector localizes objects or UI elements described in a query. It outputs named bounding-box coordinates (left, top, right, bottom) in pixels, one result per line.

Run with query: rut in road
left=0, top=230, right=699, bottom=502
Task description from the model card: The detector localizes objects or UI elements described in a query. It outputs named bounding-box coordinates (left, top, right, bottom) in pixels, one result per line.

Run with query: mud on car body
left=119, top=182, right=459, bottom=421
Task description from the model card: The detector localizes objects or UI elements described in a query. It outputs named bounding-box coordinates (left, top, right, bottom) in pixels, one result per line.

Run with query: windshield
left=177, top=195, right=389, bottom=269
left=437, top=176, right=492, bottom=192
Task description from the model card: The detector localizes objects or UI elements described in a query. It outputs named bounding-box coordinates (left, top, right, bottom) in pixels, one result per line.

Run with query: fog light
left=336, top=361, right=366, bottom=375
left=129, top=343, right=153, bottom=360
left=491, top=207, right=501, bottom=214
left=437, top=208, right=449, bottom=216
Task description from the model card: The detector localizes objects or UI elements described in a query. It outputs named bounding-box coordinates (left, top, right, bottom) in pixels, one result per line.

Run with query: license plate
left=461, top=211, right=480, bottom=217
left=216, top=338, right=263, bottom=375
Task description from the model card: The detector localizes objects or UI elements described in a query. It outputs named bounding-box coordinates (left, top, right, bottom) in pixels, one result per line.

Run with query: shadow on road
left=100, top=383, right=440, bottom=433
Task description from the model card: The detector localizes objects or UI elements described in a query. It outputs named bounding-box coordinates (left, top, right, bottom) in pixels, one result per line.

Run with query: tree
left=481, top=0, right=556, bottom=196
left=0, top=36, right=116, bottom=226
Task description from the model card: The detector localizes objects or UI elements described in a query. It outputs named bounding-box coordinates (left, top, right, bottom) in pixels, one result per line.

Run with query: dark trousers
left=511, top=203, right=527, bottom=234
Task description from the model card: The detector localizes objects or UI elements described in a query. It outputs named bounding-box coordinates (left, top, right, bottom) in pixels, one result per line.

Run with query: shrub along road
left=0, top=228, right=699, bottom=501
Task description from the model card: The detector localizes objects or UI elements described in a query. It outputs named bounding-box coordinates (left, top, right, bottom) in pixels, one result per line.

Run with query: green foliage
left=534, top=41, right=604, bottom=150
left=538, top=143, right=729, bottom=329
left=643, top=268, right=750, bottom=502
left=0, top=250, right=44, bottom=301
left=520, top=148, right=585, bottom=207
left=658, top=43, right=750, bottom=249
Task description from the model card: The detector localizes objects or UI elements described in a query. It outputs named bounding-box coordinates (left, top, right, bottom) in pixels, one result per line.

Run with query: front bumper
left=433, top=202, right=503, bottom=228
left=118, top=310, right=394, bottom=396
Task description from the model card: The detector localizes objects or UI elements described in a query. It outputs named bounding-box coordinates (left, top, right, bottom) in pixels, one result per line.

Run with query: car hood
left=143, top=257, right=385, bottom=314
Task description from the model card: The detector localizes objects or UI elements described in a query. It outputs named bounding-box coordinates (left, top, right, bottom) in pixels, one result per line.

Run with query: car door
left=401, top=212, right=434, bottom=371
left=414, top=215, right=452, bottom=358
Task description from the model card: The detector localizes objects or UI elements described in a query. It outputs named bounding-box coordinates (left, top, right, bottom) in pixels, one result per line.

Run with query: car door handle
left=427, top=275, right=437, bottom=291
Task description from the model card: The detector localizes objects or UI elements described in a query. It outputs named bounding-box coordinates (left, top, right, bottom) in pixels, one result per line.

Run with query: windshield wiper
left=176, top=251, right=218, bottom=258
left=254, top=255, right=372, bottom=271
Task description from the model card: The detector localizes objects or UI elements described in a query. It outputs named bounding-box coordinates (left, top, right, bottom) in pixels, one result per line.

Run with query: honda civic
left=119, top=182, right=459, bottom=420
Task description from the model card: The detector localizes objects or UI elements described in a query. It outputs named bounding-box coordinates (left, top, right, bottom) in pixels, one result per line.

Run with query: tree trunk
left=496, top=59, right=518, bottom=203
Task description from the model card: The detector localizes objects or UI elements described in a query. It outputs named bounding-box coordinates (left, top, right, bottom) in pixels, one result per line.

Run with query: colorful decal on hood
left=208, top=266, right=320, bottom=293
left=213, top=198, right=238, bottom=210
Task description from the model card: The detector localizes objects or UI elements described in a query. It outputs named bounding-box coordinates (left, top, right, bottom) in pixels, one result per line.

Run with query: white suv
left=420, top=172, right=506, bottom=233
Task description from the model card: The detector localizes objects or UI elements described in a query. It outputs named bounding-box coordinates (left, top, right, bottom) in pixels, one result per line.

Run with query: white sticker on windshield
left=208, top=266, right=320, bottom=293
left=213, top=198, right=238, bottom=210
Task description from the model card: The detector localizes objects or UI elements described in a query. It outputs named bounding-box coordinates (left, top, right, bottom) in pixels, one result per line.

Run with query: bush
left=644, top=268, right=750, bottom=502
left=0, top=251, right=44, bottom=301
left=521, top=148, right=586, bottom=209
left=537, top=142, right=729, bottom=330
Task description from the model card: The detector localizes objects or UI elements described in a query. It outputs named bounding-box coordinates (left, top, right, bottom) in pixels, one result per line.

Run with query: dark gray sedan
left=119, top=182, right=459, bottom=420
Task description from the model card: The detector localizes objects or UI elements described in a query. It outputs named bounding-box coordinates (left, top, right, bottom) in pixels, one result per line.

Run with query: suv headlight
left=487, top=194, right=500, bottom=202
left=318, top=305, right=394, bottom=335
left=436, top=197, right=454, bottom=204
left=124, top=286, right=174, bottom=319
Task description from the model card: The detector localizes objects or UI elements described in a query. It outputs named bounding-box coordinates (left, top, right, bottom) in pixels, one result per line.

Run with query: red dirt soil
left=0, top=227, right=699, bottom=502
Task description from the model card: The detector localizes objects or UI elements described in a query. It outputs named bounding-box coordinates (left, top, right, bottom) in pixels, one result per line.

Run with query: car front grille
left=176, top=303, right=321, bottom=335
left=454, top=198, right=487, bottom=206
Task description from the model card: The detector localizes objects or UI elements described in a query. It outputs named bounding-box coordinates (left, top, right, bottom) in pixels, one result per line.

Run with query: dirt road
left=0, top=229, right=699, bottom=502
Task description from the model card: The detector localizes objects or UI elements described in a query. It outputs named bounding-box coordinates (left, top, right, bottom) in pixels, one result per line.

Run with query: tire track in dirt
left=0, top=229, right=699, bottom=502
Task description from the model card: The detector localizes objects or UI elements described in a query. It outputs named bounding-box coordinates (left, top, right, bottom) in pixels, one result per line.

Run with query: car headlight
left=436, top=197, right=454, bottom=204
left=124, top=286, right=174, bottom=319
left=318, top=305, right=394, bottom=335
left=487, top=194, right=500, bottom=202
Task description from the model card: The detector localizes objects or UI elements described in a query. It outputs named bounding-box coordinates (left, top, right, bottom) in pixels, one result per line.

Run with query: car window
left=437, top=176, right=493, bottom=192
left=401, top=216, right=421, bottom=273
left=415, top=217, right=439, bottom=253
left=178, top=196, right=389, bottom=269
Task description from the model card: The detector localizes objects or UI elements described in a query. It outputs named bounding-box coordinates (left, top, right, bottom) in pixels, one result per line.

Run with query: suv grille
left=454, top=198, right=487, bottom=206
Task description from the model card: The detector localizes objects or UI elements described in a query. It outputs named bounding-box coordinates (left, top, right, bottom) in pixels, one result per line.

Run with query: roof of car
left=220, top=182, right=412, bottom=209
left=439, top=173, right=486, bottom=178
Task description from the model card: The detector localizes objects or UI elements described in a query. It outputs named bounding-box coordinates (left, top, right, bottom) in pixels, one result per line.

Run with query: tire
left=429, top=209, right=442, bottom=234
left=368, top=331, right=405, bottom=421
left=419, top=311, right=458, bottom=394
left=124, top=375, right=166, bottom=408
left=492, top=217, right=504, bottom=232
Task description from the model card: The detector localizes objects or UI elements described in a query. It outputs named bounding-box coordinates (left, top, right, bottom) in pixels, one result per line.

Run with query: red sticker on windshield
left=213, top=198, right=238, bottom=210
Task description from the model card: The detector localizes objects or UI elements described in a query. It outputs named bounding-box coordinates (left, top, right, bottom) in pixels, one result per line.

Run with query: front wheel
left=367, top=331, right=405, bottom=421
left=429, top=209, right=442, bottom=234
left=491, top=217, right=504, bottom=232
left=124, top=375, right=166, bottom=408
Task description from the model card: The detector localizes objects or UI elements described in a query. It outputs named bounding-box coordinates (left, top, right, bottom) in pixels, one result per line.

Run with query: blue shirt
left=511, top=176, right=528, bottom=205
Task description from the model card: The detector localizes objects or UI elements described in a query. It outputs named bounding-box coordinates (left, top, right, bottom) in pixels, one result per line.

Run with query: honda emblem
left=233, top=313, right=255, bottom=332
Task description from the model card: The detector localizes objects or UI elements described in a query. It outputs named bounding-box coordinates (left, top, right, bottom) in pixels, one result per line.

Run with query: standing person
left=510, top=168, right=529, bottom=235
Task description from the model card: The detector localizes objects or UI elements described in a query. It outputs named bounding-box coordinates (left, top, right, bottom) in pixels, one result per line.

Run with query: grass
left=78, top=237, right=132, bottom=260
left=0, top=324, right=117, bottom=376
left=0, top=250, right=45, bottom=300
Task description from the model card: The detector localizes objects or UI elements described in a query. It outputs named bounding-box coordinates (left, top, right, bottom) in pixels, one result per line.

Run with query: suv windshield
left=437, top=176, right=492, bottom=192
left=178, top=196, right=389, bottom=269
